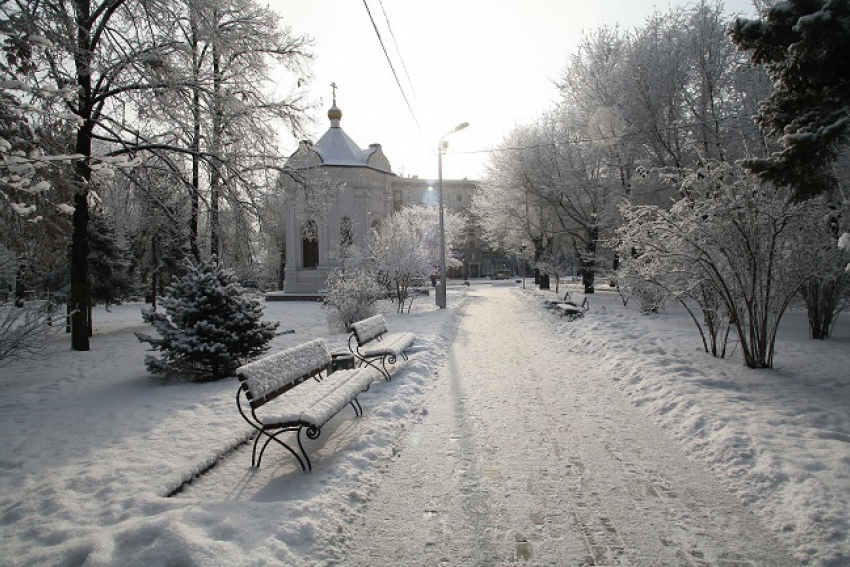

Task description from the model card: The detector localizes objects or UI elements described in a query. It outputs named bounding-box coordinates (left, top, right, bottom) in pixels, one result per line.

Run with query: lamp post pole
left=436, top=122, right=469, bottom=309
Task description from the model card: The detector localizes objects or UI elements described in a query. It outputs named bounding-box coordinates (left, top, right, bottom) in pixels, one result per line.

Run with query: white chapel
left=281, top=96, right=395, bottom=294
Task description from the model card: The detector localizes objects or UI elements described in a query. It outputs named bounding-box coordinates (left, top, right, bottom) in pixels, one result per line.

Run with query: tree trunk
left=150, top=237, right=158, bottom=310
left=70, top=177, right=91, bottom=350
left=209, top=21, right=223, bottom=258
left=69, top=0, right=94, bottom=351
left=190, top=11, right=201, bottom=261
left=582, top=224, right=598, bottom=294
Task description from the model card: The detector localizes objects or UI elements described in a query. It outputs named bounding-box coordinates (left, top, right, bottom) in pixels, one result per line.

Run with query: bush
left=136, top=256, right=278, bottom=381
left=323, top=268, right=384, bottom=331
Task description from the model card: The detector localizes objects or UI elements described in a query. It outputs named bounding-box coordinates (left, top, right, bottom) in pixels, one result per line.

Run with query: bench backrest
left=350, top=314, right=388, bottom=346
left=236, top=338, right=332, bottom=409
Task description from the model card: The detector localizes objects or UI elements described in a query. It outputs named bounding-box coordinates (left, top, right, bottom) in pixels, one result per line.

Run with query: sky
left=267, top=0, right=759, bottom=181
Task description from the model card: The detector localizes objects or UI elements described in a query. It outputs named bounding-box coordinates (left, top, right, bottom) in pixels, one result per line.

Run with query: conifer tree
left=729, top=0, right=850, bottom=200
left=136, top=256, right=277, bottom=381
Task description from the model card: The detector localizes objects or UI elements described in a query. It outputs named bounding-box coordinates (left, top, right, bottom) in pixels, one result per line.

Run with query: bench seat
left=236, top=338, right=379, bottom=471
left=257, top=367, right=376, bottom=428
left=360, top=331, right=416, bottom=359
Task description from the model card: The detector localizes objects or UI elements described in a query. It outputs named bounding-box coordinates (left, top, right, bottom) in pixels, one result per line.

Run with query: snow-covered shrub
left=616, top=271, right=669, bottom=315
left=136, top=256, right=278, bottom=381
left=792, top=210, right=850, bottom=339
left=0, top=300, right=61, bottom=368
left=323, top=268, right=384, bottom=331
left=618, top=163, right=813, bottom=368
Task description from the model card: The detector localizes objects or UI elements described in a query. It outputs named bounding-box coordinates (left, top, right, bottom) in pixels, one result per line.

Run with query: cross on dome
left=328, top=82, right=342, bottom=125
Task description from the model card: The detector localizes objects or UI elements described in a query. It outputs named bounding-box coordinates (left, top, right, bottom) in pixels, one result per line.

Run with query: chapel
left=280, top=95, right=395, bottom=294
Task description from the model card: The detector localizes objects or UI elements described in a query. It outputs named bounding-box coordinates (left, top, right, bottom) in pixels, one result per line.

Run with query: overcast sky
left=267, top=0, right=759, bottom=182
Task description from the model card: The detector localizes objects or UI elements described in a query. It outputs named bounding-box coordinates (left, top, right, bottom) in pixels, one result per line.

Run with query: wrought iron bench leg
left=357, top=354, right=391, bottom=381
left=255, top=429, right=307, bottom=471
left=349, top=397, right=363, bottom=417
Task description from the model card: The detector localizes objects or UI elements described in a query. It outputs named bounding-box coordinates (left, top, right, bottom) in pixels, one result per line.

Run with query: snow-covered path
left=331, top=286, right=797, bottom=566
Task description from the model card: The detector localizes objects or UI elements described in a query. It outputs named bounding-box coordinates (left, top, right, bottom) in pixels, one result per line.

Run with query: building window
left=302, top=220, right=319, bottom=268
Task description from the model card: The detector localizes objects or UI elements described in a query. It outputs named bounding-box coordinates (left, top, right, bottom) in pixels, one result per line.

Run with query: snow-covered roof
left=290, top=103, right=392, bottom=174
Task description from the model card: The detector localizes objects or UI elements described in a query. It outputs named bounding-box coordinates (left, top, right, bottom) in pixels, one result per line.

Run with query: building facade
left=280, top=101, right=505, bottom=293
left=281, top=101, right=394, bottom=293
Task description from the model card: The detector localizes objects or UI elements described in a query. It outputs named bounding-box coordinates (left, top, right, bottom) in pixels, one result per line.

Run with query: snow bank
left=524, top=285, right=850, bottom=566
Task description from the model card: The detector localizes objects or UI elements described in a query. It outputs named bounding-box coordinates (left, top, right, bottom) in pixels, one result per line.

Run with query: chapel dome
left=327, top=103, right=342, bottom=122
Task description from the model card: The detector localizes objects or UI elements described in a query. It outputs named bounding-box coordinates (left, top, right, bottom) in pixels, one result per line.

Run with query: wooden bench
left=236, top=338, right=378, bottom=471
left=555, top=296, right=589, bottom=321
left=348, top=314, right=415, bottom=381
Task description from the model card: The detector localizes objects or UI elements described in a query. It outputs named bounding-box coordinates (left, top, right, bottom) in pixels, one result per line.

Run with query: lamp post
left=436, top=121, right=469, bottom=309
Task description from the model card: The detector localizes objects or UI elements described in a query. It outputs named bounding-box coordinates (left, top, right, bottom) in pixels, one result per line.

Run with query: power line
left=377, top=0, right=417, bottom=101
left=360, top=0, right=429, bottom=147
left=452, top=115, right=747, bottom=156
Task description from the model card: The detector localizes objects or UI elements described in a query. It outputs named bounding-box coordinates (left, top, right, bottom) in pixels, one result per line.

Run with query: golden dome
left=328, top=104, right=342, bottom=122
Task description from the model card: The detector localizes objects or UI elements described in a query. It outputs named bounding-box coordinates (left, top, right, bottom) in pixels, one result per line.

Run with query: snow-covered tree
left=371, top=205, right=464, bottom=312
left=476, top=115, right=618, bottom=293
left=182, top=0, right=312, bottom=258
left=87, top=211, right=132, bottom=311
left=618, top=162, right=814, bottom=368
left=729, top=0, right=850, bottom=200
left=136, top=256, right=277, bottom=381
left=5, top=0, right=310, bottom=352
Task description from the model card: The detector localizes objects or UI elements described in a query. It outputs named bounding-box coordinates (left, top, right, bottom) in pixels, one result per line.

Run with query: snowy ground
left=0, top=280, right=847, bottom=566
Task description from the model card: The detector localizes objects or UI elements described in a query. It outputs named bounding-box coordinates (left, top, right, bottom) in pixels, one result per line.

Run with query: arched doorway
left=302, top=220, right=319, bottom=268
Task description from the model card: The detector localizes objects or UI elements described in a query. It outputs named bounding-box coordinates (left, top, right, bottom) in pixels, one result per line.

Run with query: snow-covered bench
left=555, top=297, right=589, bottom=321
left=348, top=314, right=415, bottom=381
left=236, top=338, right=378, bottom=471
left=543, top=289, right=573, bottom=309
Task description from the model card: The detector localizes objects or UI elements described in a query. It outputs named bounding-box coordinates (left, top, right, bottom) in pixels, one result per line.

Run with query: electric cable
left=377, top=0, right=417, bottom=100
left=360, top=0, right=430, bottom=150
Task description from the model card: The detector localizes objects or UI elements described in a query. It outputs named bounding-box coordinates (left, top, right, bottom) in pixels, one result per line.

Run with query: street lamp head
left=455, top=122, right=469, bottom=132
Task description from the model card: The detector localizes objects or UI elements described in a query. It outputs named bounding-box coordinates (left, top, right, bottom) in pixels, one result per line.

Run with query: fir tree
left=729, top=0, right=850, bottom=200
left=136, top=256, right=278, bottom=381
left=88, top=212, right=133, bottom=310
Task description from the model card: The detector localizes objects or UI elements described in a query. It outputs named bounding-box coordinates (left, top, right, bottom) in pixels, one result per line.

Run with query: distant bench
left=348, top=314, right=415, bottom=381
left=555, top=297, right=589, bottom=321
left=236, top=338, right=378, bottom=471
left=544, top=291, right=589, bottom=321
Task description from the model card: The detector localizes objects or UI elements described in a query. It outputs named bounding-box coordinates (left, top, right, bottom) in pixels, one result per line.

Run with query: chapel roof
left=305, top=100, right=392, bottom=174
